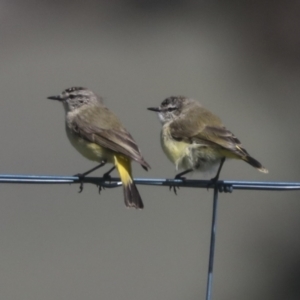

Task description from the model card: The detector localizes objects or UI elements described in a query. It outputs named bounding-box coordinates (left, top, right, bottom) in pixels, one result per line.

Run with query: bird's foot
left=102, top=172, right=112, bottom=183
left=169, top=175, right=186, bottom=195
left=74, top=173, right=85, bottom=193
left=97, top=185, right=105, bottom=194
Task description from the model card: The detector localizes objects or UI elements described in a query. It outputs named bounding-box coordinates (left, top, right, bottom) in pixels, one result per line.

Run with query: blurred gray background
left=1, top=0, right=300, bottom=299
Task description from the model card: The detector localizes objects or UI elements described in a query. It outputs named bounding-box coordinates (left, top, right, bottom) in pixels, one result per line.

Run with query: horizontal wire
left=0, top=174, right=300, bottom=191
left=1, top=173, right=298, bottom=300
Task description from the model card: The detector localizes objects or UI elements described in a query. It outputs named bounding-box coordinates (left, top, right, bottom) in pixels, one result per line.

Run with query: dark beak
left=47, top=95, right=63, bottom=101
left=147, top=107, right=161, bottom=112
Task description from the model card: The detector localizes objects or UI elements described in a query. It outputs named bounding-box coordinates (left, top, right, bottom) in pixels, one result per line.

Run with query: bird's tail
left=242, top=155, right=268, bottom=173
left=114, top=154, right=144, bottom=209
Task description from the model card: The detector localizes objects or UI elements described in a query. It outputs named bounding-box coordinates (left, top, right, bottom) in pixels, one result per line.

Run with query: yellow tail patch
left=114, top=155, right=132, bottom=185
left=114, top=154, right=144, bottom=209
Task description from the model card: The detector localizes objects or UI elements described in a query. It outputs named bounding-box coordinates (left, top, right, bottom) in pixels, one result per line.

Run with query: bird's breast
left=160, top=126, right=189, bottom=169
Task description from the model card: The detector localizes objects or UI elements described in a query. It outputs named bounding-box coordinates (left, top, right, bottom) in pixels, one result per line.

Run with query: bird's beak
left=147, top=107, right=161, bottom=112
left=47, top=95, right=63, bottom=101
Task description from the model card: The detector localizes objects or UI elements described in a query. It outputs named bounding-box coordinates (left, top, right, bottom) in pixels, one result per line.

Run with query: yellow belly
left=160, top=125, right=225, bottom=172
left=66, top=126, right=114, bottom=163
left=160, top=127, right=189, bottom=169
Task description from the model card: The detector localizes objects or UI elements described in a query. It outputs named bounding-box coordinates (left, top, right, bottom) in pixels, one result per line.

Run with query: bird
left=48, top=87, right=150, bottom=209
left=148, top=96, right=268, bottom=190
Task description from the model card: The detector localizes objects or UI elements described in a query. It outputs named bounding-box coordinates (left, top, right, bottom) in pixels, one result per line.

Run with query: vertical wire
left=205, top=186, right=219, bottom=300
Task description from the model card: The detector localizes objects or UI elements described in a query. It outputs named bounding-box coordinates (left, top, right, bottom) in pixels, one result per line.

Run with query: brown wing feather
left=169, top=104, right=267, bottom=172
left=200, top=126, right=249, bottom=157
left=71, top=108, right=150, bottom=170
left=169, top=105, right=248, bottom=158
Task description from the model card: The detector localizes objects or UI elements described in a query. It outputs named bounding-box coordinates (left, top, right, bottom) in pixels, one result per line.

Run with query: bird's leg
left=102, top=166, right=116, bottom=182
left=74, top=160, right=107, bottom=193
left=170, top=169, right=193, bottom=195
left=207, top=157, right=226, bottom=190
left=174, top=169, right=193, bottom=180
left=98, top=166, right=116, bottom=194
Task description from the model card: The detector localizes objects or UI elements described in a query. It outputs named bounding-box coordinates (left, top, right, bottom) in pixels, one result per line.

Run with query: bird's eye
left=168, top=107, right=175, bottom=112
left=69, top=94, right=75, bottom=99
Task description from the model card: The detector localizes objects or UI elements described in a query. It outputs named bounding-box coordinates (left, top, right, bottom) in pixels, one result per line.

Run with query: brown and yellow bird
left=48, top=87, right=150, bottom=209
left=148, top=96, right=268, bottom=184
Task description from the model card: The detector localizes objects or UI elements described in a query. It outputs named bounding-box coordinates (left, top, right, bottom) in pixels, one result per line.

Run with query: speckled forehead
left=64, top=87, right=86, bottom=94
left=62, top=87, right=91, bottom=99
left=161, top=96, right=184, bottom=107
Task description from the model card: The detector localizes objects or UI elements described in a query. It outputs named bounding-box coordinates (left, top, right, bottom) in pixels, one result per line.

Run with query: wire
left=1, top=173, right=300, bottom=300
left=0, top=174, right=299, bottom=191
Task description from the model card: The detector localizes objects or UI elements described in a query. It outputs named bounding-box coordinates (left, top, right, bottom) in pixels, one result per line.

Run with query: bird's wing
left=197, top=126, right=249, bottom=156
left=70, top=106, right=150, bottom=170
left=169, top=106, right=249, bottom=157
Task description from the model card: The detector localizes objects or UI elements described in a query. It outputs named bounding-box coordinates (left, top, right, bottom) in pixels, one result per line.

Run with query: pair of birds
left=48, top=87, right=268, bottom=209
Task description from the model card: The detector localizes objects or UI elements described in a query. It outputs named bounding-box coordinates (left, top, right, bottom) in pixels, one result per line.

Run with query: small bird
left=148, top=96, right=268, bottom=187
left=48, top=87, right=150, bottom=209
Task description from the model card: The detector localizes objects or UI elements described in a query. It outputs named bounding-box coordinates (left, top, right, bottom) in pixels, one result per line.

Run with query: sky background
left=0, top=1, right=300, bottom=299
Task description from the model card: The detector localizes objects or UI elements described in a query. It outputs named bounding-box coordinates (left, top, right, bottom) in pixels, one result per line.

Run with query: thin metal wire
left=1, top=174, right=300, bottom=191
left=206, top=185, right=219, bottom=300
left=1, top=173, right=300, bottom=300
